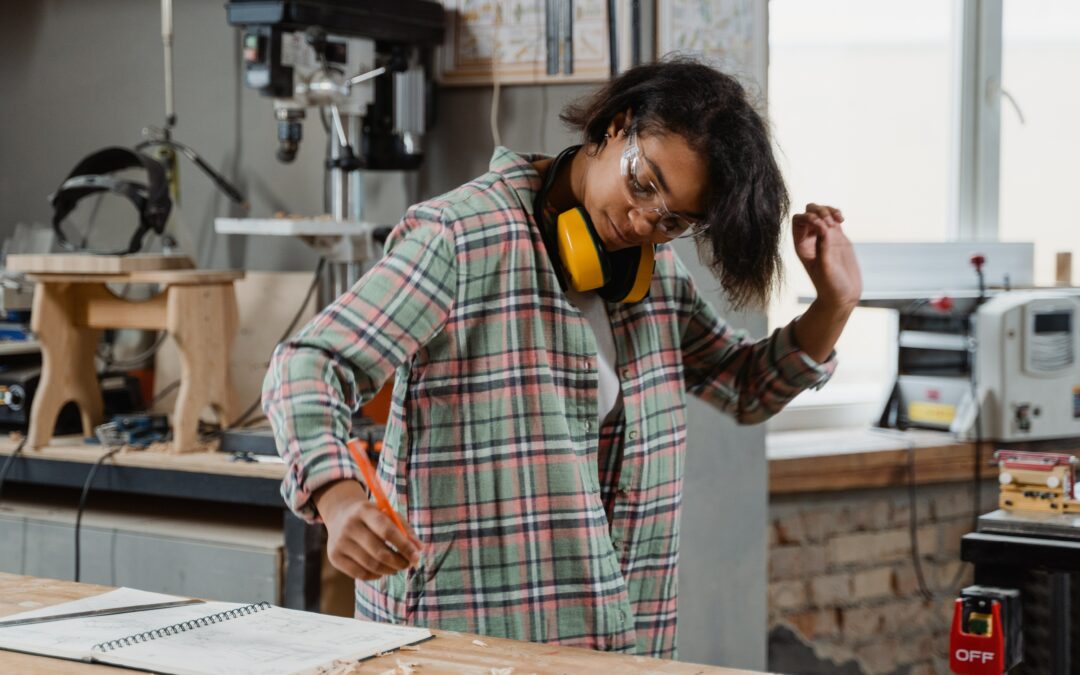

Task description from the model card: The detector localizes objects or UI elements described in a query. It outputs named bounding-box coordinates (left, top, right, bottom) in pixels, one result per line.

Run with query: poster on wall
left=436, top=0, right=615, bottom=85
left=655, top=0, right=768, bottom=91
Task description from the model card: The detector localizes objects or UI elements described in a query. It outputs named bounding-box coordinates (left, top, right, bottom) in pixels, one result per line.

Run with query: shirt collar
left=489, top=145, right=551, bottom=213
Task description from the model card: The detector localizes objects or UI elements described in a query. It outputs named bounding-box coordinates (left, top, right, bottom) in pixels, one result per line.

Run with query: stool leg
left=167, top=284, right=239, bottom=453
left=28, top=283, right=103, bottom=449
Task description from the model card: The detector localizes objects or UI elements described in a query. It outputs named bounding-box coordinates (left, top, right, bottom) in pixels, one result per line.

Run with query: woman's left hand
left=792, top=203, right=862, bottom=312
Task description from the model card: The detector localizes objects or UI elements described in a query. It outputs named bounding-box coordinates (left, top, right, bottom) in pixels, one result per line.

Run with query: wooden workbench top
left=0, top=434, right=285, bottom=480
left=0, top=573, right=750, bottom=674
left=767, top=427, right=982, bottom=495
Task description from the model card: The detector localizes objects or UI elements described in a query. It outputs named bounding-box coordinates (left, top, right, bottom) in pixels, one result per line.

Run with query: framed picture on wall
left=655, top=0, right=768, bottom=91
left=437, top=0, right=621, bottom=85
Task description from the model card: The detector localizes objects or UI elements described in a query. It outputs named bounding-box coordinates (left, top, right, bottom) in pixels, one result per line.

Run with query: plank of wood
left=7, top=254, right=194, bottom=274
left=0, top=574, right=749, bottom=674
left=24, top=270, right=243, bottom=285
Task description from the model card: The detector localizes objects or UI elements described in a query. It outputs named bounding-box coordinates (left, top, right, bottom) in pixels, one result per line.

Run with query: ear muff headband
left=51, top=146, right=172, bottom=255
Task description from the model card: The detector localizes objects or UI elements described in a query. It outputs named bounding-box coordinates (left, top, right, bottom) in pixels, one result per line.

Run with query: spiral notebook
left=0, top=588, right=432, bottom=674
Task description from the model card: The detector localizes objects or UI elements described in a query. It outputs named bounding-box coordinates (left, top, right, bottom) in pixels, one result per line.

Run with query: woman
left=263, top=57, right=861, bottom=659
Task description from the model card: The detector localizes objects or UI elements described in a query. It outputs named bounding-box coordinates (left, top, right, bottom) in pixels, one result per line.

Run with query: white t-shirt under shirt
left=565, top=289, right=623, bottom=426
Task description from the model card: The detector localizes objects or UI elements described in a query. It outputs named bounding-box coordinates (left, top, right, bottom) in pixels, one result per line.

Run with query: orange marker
left=346, top=439, right=413, bottom=543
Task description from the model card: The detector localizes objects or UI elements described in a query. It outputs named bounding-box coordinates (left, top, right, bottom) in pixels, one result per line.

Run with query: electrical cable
left=74, top=446, right=120, bottom=582
left=906, top=438, right=970, bottom=602
left=0, top=437, right=29, bottom=504
left=98, top=330, right=169, bottom=373
left=149, top=379, right=181, bottom=408
left=135, top=136, right=248, bottom=209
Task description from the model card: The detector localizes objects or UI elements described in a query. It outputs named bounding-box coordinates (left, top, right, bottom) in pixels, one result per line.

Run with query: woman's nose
left=627, top=207, right=660, bottom=236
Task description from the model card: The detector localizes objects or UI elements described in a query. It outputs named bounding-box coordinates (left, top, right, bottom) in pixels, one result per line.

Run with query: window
left=766, top=0, right=961, bottom=430
left=998, top=1, right=1080, bottom=285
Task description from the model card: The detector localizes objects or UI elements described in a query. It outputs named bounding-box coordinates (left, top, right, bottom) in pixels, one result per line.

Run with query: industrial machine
left=218, top=0, right=446, bottom=304
left=953, top=450, right=1080, bottom=674
left=881, top=289, right=1080, bottom=442
left=856, top=241, right=1080, bottom=443
left=973, top=293, right=1080, bottom=442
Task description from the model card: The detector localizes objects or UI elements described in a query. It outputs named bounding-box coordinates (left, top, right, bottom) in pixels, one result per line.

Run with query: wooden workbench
left=0, top=434, right=284, bottom=481
left=0, top=574, right=751, bottom=674
left=0, top=435, right=333, bottom=612
left=767, top=427, right=1080, bottom=495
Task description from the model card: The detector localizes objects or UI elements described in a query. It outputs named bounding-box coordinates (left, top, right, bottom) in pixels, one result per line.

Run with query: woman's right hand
left=313, top=481, right=422, bottom=580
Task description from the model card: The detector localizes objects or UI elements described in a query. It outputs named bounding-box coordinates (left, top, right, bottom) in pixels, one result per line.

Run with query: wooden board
left=24, top=270, right=243, bottom=285
left=7, top=254, right=194, bottom=274
left=0, top=574, right=750, bottom=674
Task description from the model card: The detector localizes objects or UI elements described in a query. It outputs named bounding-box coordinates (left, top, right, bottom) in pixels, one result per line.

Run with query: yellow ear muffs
left=556, top=207, right=609, bottom=293
left=556, top=207, right=655, bottom=304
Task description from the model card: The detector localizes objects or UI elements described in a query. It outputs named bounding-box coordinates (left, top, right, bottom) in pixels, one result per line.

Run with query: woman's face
left=583, top=118, right=709, bottom=251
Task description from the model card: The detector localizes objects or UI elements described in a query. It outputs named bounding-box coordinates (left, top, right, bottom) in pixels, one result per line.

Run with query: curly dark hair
left=560, top=55, right=788, bottom=310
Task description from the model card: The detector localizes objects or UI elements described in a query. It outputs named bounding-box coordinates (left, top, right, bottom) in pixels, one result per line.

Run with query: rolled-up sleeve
left=262, top=207, right=457, bottom=522
left=676, top=256, right=836, bottom=424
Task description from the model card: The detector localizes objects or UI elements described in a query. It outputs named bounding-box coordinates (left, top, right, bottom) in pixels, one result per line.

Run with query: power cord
left=0, top=437, right=29, bottom=504
left=98, top=330, right=169, bottom=373
left=906, top=437, right=970, bottom=602
left=74, top=446, right=121, bottom=582
left=149, top=379, right=181, bottom=408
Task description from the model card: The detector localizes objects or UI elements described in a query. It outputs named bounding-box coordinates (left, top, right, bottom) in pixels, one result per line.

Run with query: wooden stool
left=7, top=255, right=244, bottom=454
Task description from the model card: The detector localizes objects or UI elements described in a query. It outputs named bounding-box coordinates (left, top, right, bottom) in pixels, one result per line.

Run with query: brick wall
left=767, top=480, right=999, bottom=675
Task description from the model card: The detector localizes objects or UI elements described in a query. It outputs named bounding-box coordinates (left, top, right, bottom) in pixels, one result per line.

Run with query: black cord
left=906, top=440, right=969, bottom=602
left=149, top=379, right=181, bottom=408
left=135, top=138, right=247, bottom=208
left=74, top=446, right=121, bottom=582
left=0, top=437, right=29, bottom=504
left=201, top=258, right=327, bottom=440
left=907, top=441, right=934, bottom=602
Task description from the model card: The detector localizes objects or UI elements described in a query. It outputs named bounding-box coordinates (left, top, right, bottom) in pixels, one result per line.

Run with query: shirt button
left=584, top=420, right=592, bottom=432
left=616, top=486, right=629, bottom=497
left=621, top=368, right=632, bottom=379
left=628, top=429, right=639, bottom=440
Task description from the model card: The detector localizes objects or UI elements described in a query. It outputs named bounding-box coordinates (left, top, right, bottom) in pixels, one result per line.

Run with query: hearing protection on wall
left=531, top=145, right=655, bottom=304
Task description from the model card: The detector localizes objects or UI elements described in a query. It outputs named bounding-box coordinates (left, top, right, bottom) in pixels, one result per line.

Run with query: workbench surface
left=0, top=573, right=752, bottom=674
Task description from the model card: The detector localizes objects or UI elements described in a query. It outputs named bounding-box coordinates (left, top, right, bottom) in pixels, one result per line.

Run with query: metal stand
left=216, top=111, right=388, bottom=308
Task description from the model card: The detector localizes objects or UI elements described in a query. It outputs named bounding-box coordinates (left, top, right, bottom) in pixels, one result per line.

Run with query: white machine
left=965, top=291, right=1080, bottom=442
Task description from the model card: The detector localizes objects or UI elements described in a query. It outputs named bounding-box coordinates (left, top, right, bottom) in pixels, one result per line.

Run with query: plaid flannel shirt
left=263, top=146, right=836, bottom=658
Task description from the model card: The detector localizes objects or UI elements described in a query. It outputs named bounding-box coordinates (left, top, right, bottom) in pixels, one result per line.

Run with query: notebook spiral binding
left=91, top=602, right=272, bottom=653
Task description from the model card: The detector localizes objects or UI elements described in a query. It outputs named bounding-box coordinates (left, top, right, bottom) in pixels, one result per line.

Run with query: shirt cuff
left=770, top=318, right=838, bottom=391
left=281, top=438, right=362, bottom=525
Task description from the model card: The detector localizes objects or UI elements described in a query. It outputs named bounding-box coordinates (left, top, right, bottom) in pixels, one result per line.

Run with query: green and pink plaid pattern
left=263, top=147, right=835, bottom=658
